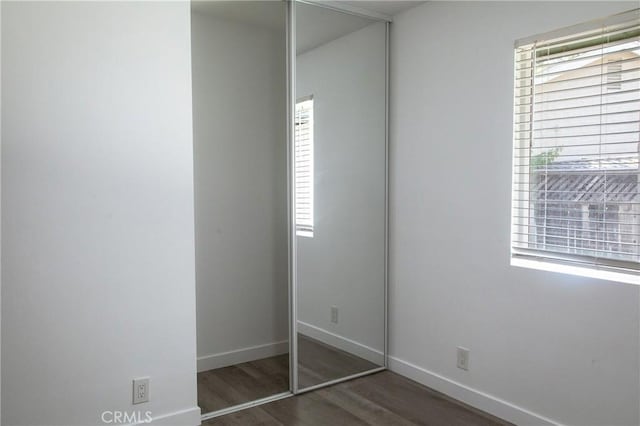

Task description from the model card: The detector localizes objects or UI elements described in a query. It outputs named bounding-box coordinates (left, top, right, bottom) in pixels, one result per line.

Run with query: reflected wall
left=192, top=0, right=289, bottom=415
left=295, top=1, right=387, bottom=390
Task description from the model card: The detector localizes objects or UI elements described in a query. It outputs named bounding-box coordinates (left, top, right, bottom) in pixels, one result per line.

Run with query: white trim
left=511, top=257, right=640, bottom=286
left=383, top=19, right=390, bottom=370
left=388, top=356, right=562, bottom=426
left=197, top=341, right=289, bottom=373
left=287, top=0, right=298, bottom=394
left=135, top=407, right=201, bottom=426
left=297, top=321, right=384, bottom=365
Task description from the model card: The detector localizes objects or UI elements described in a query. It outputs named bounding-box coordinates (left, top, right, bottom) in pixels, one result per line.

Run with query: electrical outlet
left=331, top=306, right=339, bottom=324
left=132, top=377, right=149, bottom=404
left=457, top=347, right=469, bottom=371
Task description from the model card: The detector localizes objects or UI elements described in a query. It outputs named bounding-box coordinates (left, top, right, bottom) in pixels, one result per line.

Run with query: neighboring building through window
left=295, top=97, right=314, bottom=237
left=512, top=10, right=640, bottom=281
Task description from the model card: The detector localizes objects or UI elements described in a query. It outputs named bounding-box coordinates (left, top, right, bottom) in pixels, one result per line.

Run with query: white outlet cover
left=456, top=347, right=469, bottom=371
left=133, top=377, right=149, bottom=404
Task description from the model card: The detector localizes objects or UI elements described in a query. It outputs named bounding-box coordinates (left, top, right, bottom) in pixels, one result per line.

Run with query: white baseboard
left=388, top=356, right=562, bottom=426
left=297, top=321, right=384, bottom=365
left=133, top=406, right=201, bottom=426
left=197, top=340, right=289, bottom=373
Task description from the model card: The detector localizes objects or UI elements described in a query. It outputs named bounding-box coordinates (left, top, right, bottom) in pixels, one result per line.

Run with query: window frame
left=510, top=9, right=640, bottom=284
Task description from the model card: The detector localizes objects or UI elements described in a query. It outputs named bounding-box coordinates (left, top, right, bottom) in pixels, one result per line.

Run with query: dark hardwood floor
left=203, top=370, right=512, bottom=426
left=199, top=336, right=508, bottom=425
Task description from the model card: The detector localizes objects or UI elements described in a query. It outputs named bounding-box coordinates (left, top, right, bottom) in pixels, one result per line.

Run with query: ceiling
left=191, top=1, right=286, bottom=32
left=191, top=1, right=426, bottom=54
left=297, top=2, right=376, bottom=54
left=323, top=1, right=425, bottom=18
left=296, top=1, right=426, bottom=53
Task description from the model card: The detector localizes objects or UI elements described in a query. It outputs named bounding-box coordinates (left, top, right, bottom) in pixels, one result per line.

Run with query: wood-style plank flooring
left=204, top=371, right=512, bottom=426
left=199, top=335, right=510, bottom=425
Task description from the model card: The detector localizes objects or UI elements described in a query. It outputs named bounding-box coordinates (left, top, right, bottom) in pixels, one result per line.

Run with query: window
left=512, top=10, right=640, bottom=282
left=295, top=97, right=314, bottom=237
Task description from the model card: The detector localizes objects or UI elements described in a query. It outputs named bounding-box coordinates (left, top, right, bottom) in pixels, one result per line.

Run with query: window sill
left=511, top=257, right=640, bottom=286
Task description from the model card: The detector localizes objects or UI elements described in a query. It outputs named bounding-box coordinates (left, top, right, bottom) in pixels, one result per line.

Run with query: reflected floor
left=198, top=354, right=289, bottom=414
left=298, top=334, right=379, bottom=389
left=198, top=334, right=379, bottom=415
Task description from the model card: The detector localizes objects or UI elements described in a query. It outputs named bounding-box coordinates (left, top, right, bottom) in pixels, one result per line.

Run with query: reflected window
left=295, top=97, right=314, bottom=237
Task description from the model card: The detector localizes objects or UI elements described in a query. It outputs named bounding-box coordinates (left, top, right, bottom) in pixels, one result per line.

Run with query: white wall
left=390, top=2, right=640, bottom=425
left=296, top=21, right=386, bottom=362
left=191, top=9, right=289, bottom=371
left=1, top=2, right=199, bottom=425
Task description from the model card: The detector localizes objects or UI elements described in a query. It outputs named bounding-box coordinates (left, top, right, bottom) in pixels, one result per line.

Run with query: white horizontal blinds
left=512, top=10, right=640, bottom=273
left=295, top=98, right=314, bottom=237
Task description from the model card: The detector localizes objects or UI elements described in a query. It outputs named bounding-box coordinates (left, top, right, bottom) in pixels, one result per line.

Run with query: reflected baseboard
left=197, top=340, right=289, bottom=372
left=297, top=321, right=384, bottom=365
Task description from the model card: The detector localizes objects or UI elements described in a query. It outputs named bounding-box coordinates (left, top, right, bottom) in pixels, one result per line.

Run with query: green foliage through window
left=531, top=147, right=561, bottom=169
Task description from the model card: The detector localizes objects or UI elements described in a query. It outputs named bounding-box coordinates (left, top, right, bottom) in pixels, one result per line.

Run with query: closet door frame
left=287, top=0, right=299, bottom=396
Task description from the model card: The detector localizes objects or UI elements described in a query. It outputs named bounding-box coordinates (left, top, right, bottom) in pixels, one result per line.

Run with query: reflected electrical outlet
left=331, top=306, right=339, bottom=324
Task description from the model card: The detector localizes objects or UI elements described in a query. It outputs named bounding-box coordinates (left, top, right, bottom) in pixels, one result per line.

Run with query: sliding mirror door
left=294, top=1, right=387, bottom=391
left=191, top=0, right=290, bottom=416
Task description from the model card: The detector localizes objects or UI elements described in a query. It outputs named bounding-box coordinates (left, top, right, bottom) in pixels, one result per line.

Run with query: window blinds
left=295, top=97, right=314, bottom=237
left=512, top=9, right=640, bottom=275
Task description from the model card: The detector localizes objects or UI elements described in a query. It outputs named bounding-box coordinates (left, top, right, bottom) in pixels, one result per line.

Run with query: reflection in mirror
left=295, top=1, right=387, bottom=391
left=191, top=1, right=289, bottom=415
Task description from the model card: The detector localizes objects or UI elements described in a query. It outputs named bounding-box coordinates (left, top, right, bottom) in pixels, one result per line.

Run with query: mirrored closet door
left=191, top=0, right=289, bottom=417
left=192, top=0, right=388, bottom=420
left=293, top=1, right=388, bottom=392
